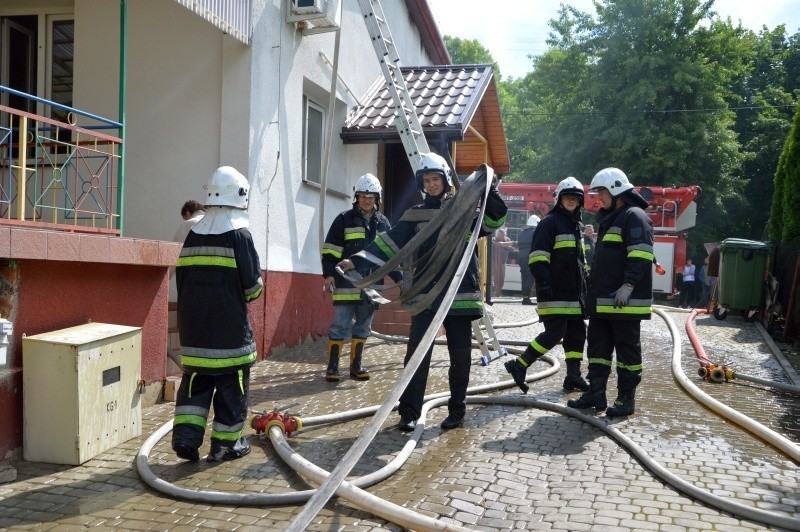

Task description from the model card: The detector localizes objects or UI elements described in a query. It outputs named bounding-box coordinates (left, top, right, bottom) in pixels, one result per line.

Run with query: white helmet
left=353, top=173, right=382, bottom=202
left=554, top=176, right=584, bottom=203
left=415, top=152, right=454, bottom=193
left=205, top=166, right=249, bottom=209
left=526, top=214, right=540, bottom=227
left=589, top=167, right=633, bottom=197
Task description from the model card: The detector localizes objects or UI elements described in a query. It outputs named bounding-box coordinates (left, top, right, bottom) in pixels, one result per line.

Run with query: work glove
left=537, top=284, right=553, bottom=300
left=611, top=283, right=634, bottom=308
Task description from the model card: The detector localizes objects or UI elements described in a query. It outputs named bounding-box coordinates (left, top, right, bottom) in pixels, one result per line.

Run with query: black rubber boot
left=563, top=362, right=590, bottom=392
left=206, top=436, right=251, bottom=463
left=567, top=376, right=608, bottom=411
left=521, top=297, right=534, bottom=306
left=504, top=358, right=529, bottom=393
left=349, top=338, right=370, bottom=380
left=440, top=411, right=465, bottom=430
left=325, top=339, right=343, bottom=382
left=397, top=414, right=416, bottom=432
left=606, top=388, right=636, bottom=418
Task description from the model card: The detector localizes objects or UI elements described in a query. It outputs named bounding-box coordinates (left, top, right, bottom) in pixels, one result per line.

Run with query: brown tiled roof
left=340, top=64, right=510, bottom=175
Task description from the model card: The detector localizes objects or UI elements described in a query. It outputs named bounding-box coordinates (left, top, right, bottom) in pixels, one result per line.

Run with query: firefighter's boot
left=349, top=337, right=370, bottom=380
left=504, top=357, right=529, bottom=394
left=567, top=376, right=608, bottom=412
left=606, top=388, right=636, bottom=418
left=562, top=360, right=590, bottom=392
left=325, top=339, right=343, bottom=382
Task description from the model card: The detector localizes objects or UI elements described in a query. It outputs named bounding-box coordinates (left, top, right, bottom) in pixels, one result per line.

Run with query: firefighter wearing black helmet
left=504, top=176, right=589, bottom=395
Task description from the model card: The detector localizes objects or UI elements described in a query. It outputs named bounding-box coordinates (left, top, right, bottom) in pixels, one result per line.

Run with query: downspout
left=117, top=0, right=128, bottom=233
left=318, top=17, right=342, bottom=247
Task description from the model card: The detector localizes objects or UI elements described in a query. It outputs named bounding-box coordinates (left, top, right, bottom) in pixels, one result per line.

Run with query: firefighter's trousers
left=399, top=312, right=473, bottom=420
left=586, top=318, right=642, bottom=390
left=172, top=368, right=250, bottom=452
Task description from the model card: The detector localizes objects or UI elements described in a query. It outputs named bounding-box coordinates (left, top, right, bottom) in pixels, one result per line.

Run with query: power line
left=502, top=103, right=798, bottom=117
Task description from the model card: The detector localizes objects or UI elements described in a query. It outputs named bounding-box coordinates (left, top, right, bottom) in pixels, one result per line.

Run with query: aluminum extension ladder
left=473, top=312, right=508, bottom=366
left=356, top=0, right=430, bottom=170
left=357, top=0, right=504, bottom=364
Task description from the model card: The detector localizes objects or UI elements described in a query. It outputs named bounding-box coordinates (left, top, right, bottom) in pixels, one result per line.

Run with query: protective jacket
left=176, top=227, right=263, bottom=374
left=357, top=187, right=507, bottom=317
left=321, top=207, right=394, bottom=305
left=588, top=200, right=654, bottom=320
left=528, top=204, right=586, bottom=318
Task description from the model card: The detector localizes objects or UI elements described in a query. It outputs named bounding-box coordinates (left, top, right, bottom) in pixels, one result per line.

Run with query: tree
left=770, top=103, right=800, bottom=243
left=443, top=36, right=502, bottom=80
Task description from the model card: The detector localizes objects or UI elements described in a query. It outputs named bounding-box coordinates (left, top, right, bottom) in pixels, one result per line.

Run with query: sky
left=428, top=0, right=800, bottom=79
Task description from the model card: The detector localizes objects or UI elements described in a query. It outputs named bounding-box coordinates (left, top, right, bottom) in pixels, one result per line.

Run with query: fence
left=0, top=85, right=123, bottom=234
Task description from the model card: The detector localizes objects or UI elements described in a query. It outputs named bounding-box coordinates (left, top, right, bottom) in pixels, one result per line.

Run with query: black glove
left=537, top=284, right=553, bottom=300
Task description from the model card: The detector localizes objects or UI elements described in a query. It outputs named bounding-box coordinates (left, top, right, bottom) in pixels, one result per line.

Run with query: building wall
left=0, top=230, right=180, bottom=461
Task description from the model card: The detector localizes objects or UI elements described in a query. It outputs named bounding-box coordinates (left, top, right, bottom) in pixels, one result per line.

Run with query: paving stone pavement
left=0, top=301, right=798, bottom=531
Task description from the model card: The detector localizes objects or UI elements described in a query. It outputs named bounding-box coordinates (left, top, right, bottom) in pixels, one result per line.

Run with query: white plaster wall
left=71, top=0, right=249, bottom=242
left=248, top=0, right=434, bottom=274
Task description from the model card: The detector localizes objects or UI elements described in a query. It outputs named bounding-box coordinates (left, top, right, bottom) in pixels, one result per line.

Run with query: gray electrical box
left=23, top=323, right=142, bottom=465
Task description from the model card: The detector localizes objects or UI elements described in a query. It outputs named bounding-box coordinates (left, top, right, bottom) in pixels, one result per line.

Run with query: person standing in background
left=679, top=258, right=696, bottom=309
left=516, top=215, right=540, bottom=305
left=492, top=228, right=515, bottom=297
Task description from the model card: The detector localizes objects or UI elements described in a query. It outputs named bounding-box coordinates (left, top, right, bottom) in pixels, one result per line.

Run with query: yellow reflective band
left=176, top=255, right=237, bottom=268
left=587, top=357, right=613, bottom=366
left=537, top=307, right=583, bottom=315
left=529, top=255, right=549, bottom=264
left=344, top=232, right=366, bottom=241
left=530, top=339, right=548, bottom=355
left=174, top=414, right=206, bottom=428
left=617, top=361, right=643, bottom=372
left=451, top=300, right=484, bottom=310
left=333, top=293, right=362, bottom=301
left=374, top=235, right=396, bottom=259
left=211, top=429, right=243, bottom=441
left=628, top=250, right=655, bottom=261
left=322, top=248, right=343, bottom=259
left=483, top=213, right=507, bottom=229
left=596, top=305, right=651, bottom=315
left=602, top=234, right=623, bottom=243
left=181, top=352, right=257, bottom=368
left=245, top=285, right=263, bottom=302
left=553, top=240, right=577, bottom=249
left=564, top=351, right=583, bottom=360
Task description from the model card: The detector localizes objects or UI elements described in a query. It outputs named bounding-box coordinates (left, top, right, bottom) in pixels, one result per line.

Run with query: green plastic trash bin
left=716, top=238, right=770, bottom=318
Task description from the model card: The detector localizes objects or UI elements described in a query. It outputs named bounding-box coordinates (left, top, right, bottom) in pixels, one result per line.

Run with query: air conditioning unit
left=287, top=0, right=341, bottom=34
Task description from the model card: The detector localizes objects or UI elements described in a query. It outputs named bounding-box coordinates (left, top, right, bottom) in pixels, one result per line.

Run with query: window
left=302, top=96, right=325, bottom=185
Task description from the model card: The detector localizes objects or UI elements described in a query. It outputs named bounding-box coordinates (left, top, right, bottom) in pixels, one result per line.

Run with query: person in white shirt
left=679, top=258, right=696, bottom=308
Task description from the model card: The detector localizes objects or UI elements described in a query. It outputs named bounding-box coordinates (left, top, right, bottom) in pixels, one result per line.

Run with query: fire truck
left=498, top=182, right=701, bottom=295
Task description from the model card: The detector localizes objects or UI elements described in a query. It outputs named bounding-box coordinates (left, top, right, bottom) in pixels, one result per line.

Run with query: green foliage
left=771, top=103, right=800, bottom=242
left=492, top=0, right=800, bottom=256
left=443, top=36, right=502, bottom=80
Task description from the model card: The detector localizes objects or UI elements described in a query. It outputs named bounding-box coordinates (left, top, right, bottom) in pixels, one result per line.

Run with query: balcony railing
left=0, top=86, right=123, bottom=234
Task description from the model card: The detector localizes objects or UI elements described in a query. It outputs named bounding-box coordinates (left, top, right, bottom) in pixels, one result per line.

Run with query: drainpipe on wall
left=318, top=24, right=342, bottom=249
left=117, top=0, right=128, bottom=234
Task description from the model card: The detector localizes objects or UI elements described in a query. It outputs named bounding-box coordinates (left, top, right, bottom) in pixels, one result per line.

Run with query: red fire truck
left=498, top=182, right=701, bottom=295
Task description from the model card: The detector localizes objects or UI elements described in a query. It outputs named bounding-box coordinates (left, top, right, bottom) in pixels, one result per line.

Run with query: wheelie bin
left=713, top=238, right=770, bottom=320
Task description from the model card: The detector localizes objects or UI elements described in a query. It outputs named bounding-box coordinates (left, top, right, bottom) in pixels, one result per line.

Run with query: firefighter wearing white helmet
left=516, top=214, right=541, bottom=304
left=321, top=173, right=399, bottom=382
left=339, top=153, right=508, bottom=432
left=173, top=166, right=263, bottom=463
left=568, top=167, right=654, bottom=418
left=505, top=176, right=590, bottom=395
left=415, top=152, right=454, bottom=196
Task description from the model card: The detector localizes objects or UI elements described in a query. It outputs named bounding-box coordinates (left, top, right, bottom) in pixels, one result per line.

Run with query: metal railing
left=0, top=85, right=123, bottom=234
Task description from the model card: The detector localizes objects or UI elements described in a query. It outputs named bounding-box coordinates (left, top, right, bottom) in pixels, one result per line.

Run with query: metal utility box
left=23, top=323, right=142, bottom=465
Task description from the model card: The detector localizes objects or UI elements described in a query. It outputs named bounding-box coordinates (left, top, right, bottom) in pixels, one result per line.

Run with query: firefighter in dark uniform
left=339, top=152, right=508, bottom=431
left=321, top=173, right=399, bottom=382
left=172, top=166, right=264, bottom=462
left=568, top=167, right=654, bottom=417
left=504, top=176, right=589, bottom=394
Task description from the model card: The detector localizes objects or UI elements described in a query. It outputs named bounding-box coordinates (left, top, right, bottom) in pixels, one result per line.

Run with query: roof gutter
left=404, top=0, right=451, bottom=64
